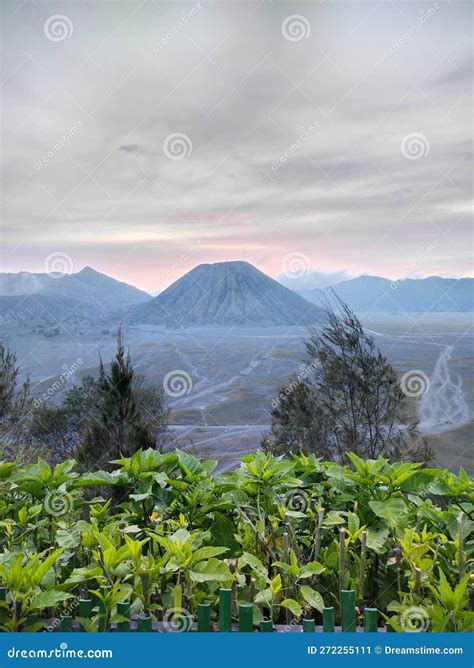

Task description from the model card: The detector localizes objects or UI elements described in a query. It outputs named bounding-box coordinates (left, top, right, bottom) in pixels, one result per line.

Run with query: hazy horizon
left=2, top=257, right=474, bottom=296
left=1, top=1, right=472, bottom=292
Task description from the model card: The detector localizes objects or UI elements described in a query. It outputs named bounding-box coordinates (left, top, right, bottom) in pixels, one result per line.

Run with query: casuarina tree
left=266, top=299, right=421, bottom=463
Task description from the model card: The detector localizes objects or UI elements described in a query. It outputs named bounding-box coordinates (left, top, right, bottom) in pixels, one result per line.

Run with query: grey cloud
left=119, top=144, right=144, bottom=153
left=433, top=57, right=473, bottom=86
left=0, top=0, right=472, bottom=287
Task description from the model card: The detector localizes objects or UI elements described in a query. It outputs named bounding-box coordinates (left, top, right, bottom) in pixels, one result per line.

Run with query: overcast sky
left=1, top=0, right=472, bottom=292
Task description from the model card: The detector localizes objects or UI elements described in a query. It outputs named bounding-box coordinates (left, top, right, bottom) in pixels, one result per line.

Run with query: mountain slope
left=298, top=275, right=474, bottom=313
left=0, top=266, right=151, bottom=314
left=0, top=294, right=105, bottom=337
left=128, top=261, right=327, bottom=326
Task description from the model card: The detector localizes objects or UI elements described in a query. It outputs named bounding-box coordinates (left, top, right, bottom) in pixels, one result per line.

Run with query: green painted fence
left=0, top=587, right=380, bottom=632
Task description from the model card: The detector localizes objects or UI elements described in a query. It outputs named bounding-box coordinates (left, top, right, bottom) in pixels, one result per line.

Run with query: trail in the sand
left=418, top=345, right=470, bottom=434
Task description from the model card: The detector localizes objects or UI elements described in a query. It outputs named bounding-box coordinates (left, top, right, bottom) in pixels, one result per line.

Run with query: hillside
left=128, top=261, right=327, bottom=327
left=0, top=294, right=104, bottom=337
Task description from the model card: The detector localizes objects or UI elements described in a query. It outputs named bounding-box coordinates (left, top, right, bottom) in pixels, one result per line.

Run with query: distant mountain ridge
left=2, top=265, right=471, bottom=340
left=0, top=267, right=152, bottom=337
left=128, top=261, right=327, bottom=327
left=0, top=266, right=151, bottom=314
left=296, top=275, right=474, bottom=313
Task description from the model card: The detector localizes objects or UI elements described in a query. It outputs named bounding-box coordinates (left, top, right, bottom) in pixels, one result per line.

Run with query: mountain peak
left=76, top=265, right=103, bottom=277
left=129, top=261, right=327, bottom=327
left=191, top=260, right=258, bottom=274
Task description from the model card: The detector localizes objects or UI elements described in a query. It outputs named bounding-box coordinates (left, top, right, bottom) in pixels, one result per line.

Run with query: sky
left=1, top=0, right=472, bottom=292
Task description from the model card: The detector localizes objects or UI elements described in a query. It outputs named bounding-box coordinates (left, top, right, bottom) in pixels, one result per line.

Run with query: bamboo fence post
left=238, top=604, right=253, bottom=632
left=137, top=616, right=152, bottom=632
left=60, top=615, right=72, bottom=632
left=260, top=620, right=273, bottom=632
left=78, top=598, right=92, bottom=631
left=322, top=607, right=335, bottom=632
left=25, top=613, right=38, bottom=629
left=219, top=589, right=232, bottom=632
left=340, top=590, right=357, bottom=632
left=116, top=602, right=130, bottom=632
left=197, top=603, right=211, bottom=632
left=363, top=608, right=378, bottom=632
left=302, top=619, right=315, bottom=632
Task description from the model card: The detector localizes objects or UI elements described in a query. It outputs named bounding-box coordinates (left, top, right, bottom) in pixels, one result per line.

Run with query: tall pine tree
left=77, top=328, right=154, bottom=470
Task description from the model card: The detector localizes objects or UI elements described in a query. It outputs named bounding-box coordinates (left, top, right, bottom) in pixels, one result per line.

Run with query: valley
left=3, top=312, right=473, bottom=474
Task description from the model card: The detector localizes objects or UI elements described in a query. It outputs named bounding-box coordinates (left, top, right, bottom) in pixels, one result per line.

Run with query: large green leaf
left=298, top=562, right=325, bottom=579
left=189, top=558, right=234, bottom=583
left=369, top=499, right=407, bottom=524
left=237, top=552, right=268, bottom=579
left=30, top=590, right=73, bottom=610
left=281, top=599, right=302, bottom=617
left=31, top=549, right=64, bottom=586
left=299, top=585, right=324, bottom=613
left=0, top=462, right=15, bottom=478
left=192, top=546, right=228, bottom=564
left=366, top=527, right=389, bottom=554
left=75, top=471, right=117, bottom=487
left=210, top=511, right=239, bottom=555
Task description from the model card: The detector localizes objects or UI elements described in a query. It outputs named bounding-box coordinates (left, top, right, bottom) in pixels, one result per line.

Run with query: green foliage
left=0, top=451, right=472, bottom=631
left=266, top=300, right=421, bottom=463
left=76, top=328, right=164, bottom=471
left=0, top=343, right=32, bottom=460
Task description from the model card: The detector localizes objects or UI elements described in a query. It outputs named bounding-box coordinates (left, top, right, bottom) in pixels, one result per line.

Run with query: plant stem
left=339, top=528, right=346, bottom=593
left=414, top=566, right=421, bottom=596
left=457, top=512, right=465, bottom=577
left=312, top=507, right=325, bottom=561
left=359, top=530, right=367, bottom=599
